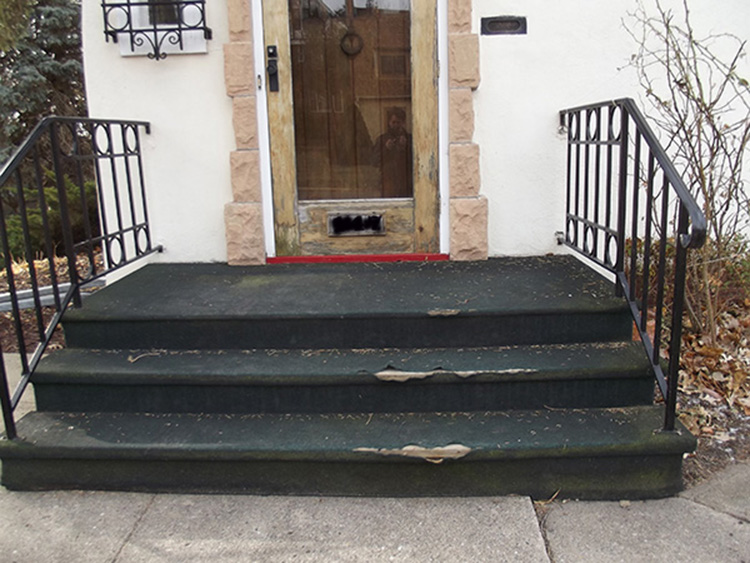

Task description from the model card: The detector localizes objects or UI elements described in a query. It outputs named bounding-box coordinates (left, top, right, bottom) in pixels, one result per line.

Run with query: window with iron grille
left=101, top=0, right=212, bottom=60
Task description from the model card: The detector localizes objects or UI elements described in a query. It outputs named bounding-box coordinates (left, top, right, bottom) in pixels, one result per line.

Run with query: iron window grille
left=101, top=0, right=212, bottom=60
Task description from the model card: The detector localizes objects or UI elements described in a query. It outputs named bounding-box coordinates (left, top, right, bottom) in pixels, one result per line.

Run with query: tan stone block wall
left=224, top=42, right=255, bottom=97
left=449, top=143, right=480, bottom=197
left=447, top=2, right=486, bottom=260
left=449, top=88, right=474, bottom=142
left=224, top=4, right=265, bottom=263
left=232, top=96, right=258, bottom=149
left=225, top=203, right=265, bottom=265
left=450, top=197, right=488, bottom=261
left=227, top=0, right=252, bottom=42
left=230, top=150, right=261, bottom=202
left=448, top=0, right=472, bottom=33
left=449, top=34, right=480, bottom=89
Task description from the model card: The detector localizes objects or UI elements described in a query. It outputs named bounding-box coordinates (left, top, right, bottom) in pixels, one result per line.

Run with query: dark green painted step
left=62, top=257, right=631, bottom=349
left=0, top=406, right=695, bottom=499
left=32, top=343, right=654, bottom=413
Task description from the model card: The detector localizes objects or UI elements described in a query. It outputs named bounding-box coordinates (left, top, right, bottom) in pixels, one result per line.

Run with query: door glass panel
left=289, top=0, right=412, bottom=200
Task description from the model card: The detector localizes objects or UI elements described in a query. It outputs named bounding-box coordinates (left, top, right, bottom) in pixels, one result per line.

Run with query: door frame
left=252, top=0, right=279, bottom=259
left=252, top=0, right=450, bottom=257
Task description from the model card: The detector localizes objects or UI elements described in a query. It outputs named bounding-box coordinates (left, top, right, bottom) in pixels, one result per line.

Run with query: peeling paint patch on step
left=427, top=309, right=461, bottom=317
left=373, top=367, right=536, bottom=382
left=353, top=444, right=472, bottom=464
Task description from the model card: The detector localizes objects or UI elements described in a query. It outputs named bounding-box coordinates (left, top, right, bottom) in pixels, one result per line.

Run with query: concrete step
left=0, top=406, right=695, bottom=499
left=60, top=257, right=632, bottom=349
left=32, top=343, right=654, bottom=413
left=1, top=255, right=688, bottom=500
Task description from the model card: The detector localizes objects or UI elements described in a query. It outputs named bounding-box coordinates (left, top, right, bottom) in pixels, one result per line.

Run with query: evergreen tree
left=0, top=0, right=35, bottom=51
left=0, top=0, right=86, bottom=164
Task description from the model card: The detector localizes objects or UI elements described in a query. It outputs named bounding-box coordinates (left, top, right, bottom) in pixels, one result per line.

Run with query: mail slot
left=481, top=16, right=527, bottom=35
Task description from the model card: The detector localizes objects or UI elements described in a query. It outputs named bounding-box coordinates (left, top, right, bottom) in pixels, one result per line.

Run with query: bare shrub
left=625, top=0, right=750, bottom=344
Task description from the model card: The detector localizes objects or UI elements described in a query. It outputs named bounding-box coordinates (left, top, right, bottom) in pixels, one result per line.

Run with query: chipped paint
left=354, top=444, right=472, bottom=464
left=427, top=308, right=461, bottom=317
left=374, top=367, right=536, bottom=382
left=127, top=351, right=166, bottom=363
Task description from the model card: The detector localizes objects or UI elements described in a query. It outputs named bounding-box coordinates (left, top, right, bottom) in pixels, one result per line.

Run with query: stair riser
left=1, top=405, right=695, bottom=499
left=63, top=311, right=633, bottom=349
left=0, top=454, right=685, bottom=500
left=2, top=256, right=689, bottom=500
left=33, top=377, right=654, bottom=413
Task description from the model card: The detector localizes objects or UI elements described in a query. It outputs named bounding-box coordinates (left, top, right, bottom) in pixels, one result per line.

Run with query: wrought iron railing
left=559, top=98, right=706, bottom=431
left=0, top=117, right=162, bottom=439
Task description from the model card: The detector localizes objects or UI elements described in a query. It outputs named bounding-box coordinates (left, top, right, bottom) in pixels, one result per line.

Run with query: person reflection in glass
left=373, top=107, right=413, bottom=198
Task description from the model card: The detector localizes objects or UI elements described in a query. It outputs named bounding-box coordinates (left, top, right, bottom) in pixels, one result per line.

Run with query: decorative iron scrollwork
left=101, top=0, right=212, bottom=60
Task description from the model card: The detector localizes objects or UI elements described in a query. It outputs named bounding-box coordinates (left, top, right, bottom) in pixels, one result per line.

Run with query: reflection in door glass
left=290, top=0, right=412, bottom=200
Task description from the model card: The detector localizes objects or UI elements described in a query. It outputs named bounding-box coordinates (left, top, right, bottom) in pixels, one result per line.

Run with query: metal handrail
left=0, top=116, right=161, bottom=440
left=559, top=98, right=707, bottom=431
left=0, top=117, right=151, bottom=188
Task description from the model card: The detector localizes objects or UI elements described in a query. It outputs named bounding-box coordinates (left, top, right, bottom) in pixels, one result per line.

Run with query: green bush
left=0, top=170, right=99, bottom=266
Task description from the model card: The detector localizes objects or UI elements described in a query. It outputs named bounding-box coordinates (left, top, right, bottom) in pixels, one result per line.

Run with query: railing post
left=664, top=204, right=690, bottom=432
left=50, top=122, right=82, bottom=308
left=615, top=103, right=629, bottom=297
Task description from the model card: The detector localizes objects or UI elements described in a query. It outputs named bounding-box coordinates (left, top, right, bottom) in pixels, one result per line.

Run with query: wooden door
left=263, top=0, right=439, bottom=256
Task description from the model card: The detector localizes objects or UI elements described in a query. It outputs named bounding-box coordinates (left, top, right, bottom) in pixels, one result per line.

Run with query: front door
left=263, top=0, right=439, bottom=256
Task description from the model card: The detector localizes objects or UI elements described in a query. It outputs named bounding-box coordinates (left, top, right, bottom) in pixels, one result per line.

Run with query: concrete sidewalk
left=2, top=358, right=749, bottom=562
left=542, top=461, right=750, bottom=562
left=0, top=462, right=748, bottom=562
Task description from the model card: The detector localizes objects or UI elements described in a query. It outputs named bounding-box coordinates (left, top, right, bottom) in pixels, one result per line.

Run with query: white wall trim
left=437, top=0, right=450, bottom=254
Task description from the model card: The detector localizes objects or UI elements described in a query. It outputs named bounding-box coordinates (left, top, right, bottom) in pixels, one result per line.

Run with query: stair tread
left=2, top=257, right=692, bottom=499
left=34, top=342, right=651, bottom=385
left=2, top=406, right=694, bottom=460
left=63, top=256, right=626, bottom=322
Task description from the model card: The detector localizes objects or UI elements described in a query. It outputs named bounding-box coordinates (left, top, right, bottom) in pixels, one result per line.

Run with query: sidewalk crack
left=533, top=498, right=556, bottom=562
left=110, top=494, right=156, bottom=563
left=682, top=496, right=750, bottom=524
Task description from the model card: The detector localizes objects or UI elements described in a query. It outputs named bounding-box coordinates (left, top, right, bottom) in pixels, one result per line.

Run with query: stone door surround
left=222, top=0, right=487, bottom=264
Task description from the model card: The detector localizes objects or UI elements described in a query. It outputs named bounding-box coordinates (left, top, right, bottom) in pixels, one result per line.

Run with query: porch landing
left=0, top=255, right=695, bottom=498
left=61, top=255, right=632, bottom=349
left=66, top=255, right=625, bottom=319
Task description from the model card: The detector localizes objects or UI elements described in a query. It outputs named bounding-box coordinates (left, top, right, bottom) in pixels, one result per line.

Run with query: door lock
left=266, top=45, right=279, bottom=92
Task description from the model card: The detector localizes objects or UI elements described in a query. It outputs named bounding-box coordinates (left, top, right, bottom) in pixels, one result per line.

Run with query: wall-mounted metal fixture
left=266, top=45, right=279, bottom=92
left=340, top=31, right=364, bottom=56
left=102, top=0, right=212, bottom=60
left=481, top=16, right=527, bottom=36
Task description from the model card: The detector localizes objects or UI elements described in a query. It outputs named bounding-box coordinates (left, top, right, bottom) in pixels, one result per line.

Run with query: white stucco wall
left=473, top=0, right=750, bottom=256
left=82, top=0, right=234, bottom=263
left=81, top=1, right=748, bottom=262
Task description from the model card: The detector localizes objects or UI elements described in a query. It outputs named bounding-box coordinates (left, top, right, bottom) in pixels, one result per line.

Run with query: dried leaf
left=695, top=346, right=724, bottom=358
